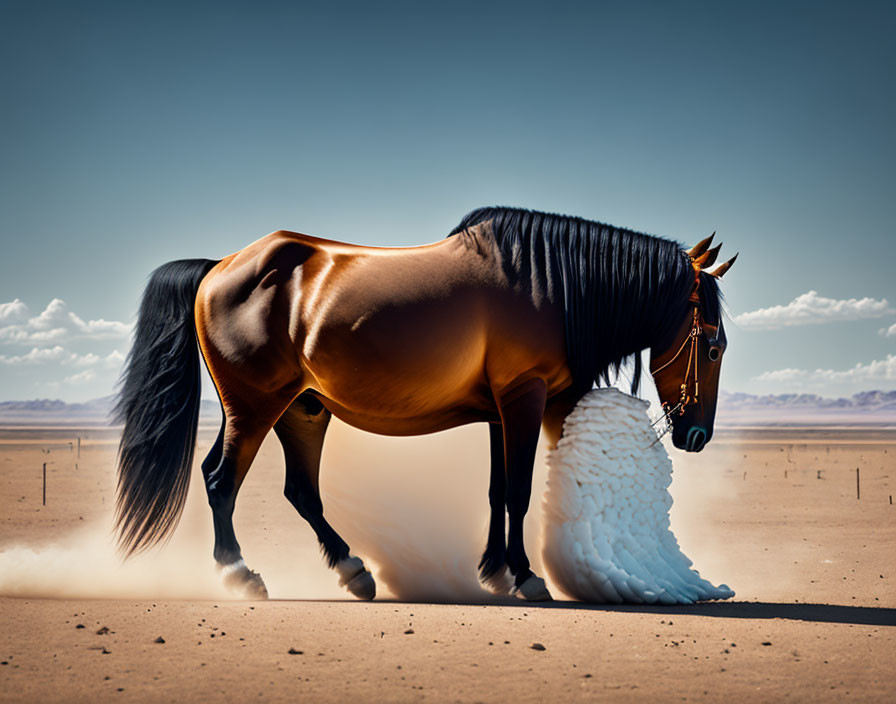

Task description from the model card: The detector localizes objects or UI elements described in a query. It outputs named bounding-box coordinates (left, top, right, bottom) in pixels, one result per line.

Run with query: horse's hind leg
left=479, top=422, right=511, bottom=593
left=274, top=393, right=376, bottom=600
left=201, top=395, right=292, bottom=599
left=200, top=423, right=263, bottom=598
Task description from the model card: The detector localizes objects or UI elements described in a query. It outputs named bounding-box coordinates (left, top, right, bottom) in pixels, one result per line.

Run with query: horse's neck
left=605, top=247, right=688, bottom=357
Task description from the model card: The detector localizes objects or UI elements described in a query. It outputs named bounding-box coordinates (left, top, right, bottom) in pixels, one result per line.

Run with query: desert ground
left=0, top=420, right=893, bottom=702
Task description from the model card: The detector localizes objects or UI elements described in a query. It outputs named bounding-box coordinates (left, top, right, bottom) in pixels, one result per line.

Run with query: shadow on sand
left=531, top=600, right=896, bottom=627
left=278, top=598, right=895, bottom=627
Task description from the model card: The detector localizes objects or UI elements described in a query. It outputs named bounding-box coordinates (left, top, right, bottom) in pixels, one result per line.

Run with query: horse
left=113, top=206, right=736, bottom=601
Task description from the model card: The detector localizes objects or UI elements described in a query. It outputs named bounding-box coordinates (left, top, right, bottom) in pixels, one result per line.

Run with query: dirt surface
left=0, top=423, right=894, bottom=702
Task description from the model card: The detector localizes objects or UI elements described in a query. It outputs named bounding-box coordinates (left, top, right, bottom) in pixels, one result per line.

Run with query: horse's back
left=195, top=230, right=481, bottom=394
left=195, top=228, right=571, bottom=434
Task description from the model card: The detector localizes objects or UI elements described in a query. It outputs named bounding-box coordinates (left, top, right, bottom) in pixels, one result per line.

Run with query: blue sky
left=0, top=0, right=893, bottom=402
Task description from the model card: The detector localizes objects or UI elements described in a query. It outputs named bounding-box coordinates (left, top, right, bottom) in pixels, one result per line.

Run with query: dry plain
left=0, top=420, right=893, bottom=703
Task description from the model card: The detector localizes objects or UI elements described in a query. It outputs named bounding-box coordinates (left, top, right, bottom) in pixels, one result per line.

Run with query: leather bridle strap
left=652, top=305, right=700, bottom=376
left=652, top=305, right=702, bottom=415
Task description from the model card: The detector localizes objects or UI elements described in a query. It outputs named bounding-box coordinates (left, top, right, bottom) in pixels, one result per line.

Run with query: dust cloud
left=667, top=435, right=745, bottom=594
left=0, top=525, right=231, bottom=600
left=0, top=414, right=739, bottom=603
left=318, top=422, right=504, bottom=602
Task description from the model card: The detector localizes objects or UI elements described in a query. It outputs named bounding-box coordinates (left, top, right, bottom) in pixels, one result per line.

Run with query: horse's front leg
left=496, top=378, right=552, bottom=601
left=479, top=422, right=511, bottom=593
left=542, top=387, right=584, bottom=450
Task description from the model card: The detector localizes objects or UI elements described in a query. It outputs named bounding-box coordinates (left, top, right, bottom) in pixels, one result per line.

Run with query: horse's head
left=649, top=235, right=737, bottom=452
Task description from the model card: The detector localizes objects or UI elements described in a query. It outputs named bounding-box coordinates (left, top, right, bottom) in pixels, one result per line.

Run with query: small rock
left=96, top=626, right=110, bottom=635
left=761, top=641, right=772, bottom=646
left=530, top=643, right=546, bottom=651
left=288, top=648, right=303, bottom=655
left=154, top=637, right=165, bottom=644
left=404, top=629, right=414, bottom=635
left=75, top=624, right=85, bottom=629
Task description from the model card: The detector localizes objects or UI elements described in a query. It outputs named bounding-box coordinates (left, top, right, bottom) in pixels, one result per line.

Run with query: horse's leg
left=199, top=422, right=228, bottom=558
left=497, top=378, right=552, bottom=601
left=479, top=422, right=511, bottom=593
left=201, top=395, right=291, bottom=599
left=542, top=388, right=584, bottom=449
left=273, top=393, right=376, bottom=600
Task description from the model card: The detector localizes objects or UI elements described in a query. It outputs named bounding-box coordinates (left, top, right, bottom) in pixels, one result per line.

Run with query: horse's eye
left=708, top=346, right=721, bottom=362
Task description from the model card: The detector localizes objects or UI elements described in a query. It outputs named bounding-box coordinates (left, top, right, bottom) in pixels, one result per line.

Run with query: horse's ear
left=708, top=253, right=738, bottom=278
left=688, top=232, right=715, bottom=259
left=693, top=243, right=722, bottom=269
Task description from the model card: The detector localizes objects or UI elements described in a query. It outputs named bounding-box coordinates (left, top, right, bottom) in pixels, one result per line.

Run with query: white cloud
left=0, top=298, right=131, bottom=401
left=0, top=298, right=131, bottom=345
left=0, top=346, right=124, bottom=369
left=0, top=346, right=68, bottom=364
left=734, top=291, right=892, bottom=330
left=755, top=355, right=896, bottom=387
left=64, top=369, right=97, bottom=385
left=0, top=299, right=28, bottom=323
left=880, top=323, right=896, bottom=338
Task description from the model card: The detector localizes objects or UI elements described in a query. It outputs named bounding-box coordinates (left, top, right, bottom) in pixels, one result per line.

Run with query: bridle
left=649, top=279, right=720, bottom=439
left=646, top=235, right=736, bottom=445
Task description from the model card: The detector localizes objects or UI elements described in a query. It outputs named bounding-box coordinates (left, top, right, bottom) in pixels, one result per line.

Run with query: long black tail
left=114, top=258, right=218, bottom=555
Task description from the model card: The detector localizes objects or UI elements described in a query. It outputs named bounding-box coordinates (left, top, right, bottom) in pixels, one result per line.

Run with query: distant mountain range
left=0, top=396, right=220, bottom=425
left=1, top=391, right=894, bottom=426
left=715, top=390, right=896, bottom=424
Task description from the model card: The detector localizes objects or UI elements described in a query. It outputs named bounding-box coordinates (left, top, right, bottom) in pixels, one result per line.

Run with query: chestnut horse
left=114, top=206, right=736, bottom=601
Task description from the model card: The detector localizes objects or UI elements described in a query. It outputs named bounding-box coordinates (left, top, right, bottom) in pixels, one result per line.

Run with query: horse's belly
left=319, top=395, right=496, bottom=436
left=309, top=366, right=496, bottom=435
left=301, top=296, right=493, bottom=424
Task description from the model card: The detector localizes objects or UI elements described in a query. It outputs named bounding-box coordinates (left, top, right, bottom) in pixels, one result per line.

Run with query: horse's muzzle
left=684, top=426, right=708, bottom=453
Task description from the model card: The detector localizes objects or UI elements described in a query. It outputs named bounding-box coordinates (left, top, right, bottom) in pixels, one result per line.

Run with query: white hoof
left=336, top=556, right=376, bottom=601
left=479, top=566, right=513, bottom=596
left=512, top=575, right=553, bottom=602
left=220, top=559, right=268, bottom=599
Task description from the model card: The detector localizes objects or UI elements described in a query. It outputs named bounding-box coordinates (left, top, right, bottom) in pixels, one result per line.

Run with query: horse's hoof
left=221, top=560, right=269, bottom=600
left=345, top=570, right=376, bottom=600
left=336, top=556, right=376, bottom=601
left=479, top=566, right=513, bottom=595
left=512, top=575, right=553, bottom=602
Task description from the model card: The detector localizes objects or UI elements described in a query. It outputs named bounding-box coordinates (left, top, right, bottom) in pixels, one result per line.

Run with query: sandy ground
left=0, top=421, right=894, bottom=702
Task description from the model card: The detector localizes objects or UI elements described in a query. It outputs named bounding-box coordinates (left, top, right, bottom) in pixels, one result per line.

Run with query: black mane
left=449, top=206, right=722, bottom=395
